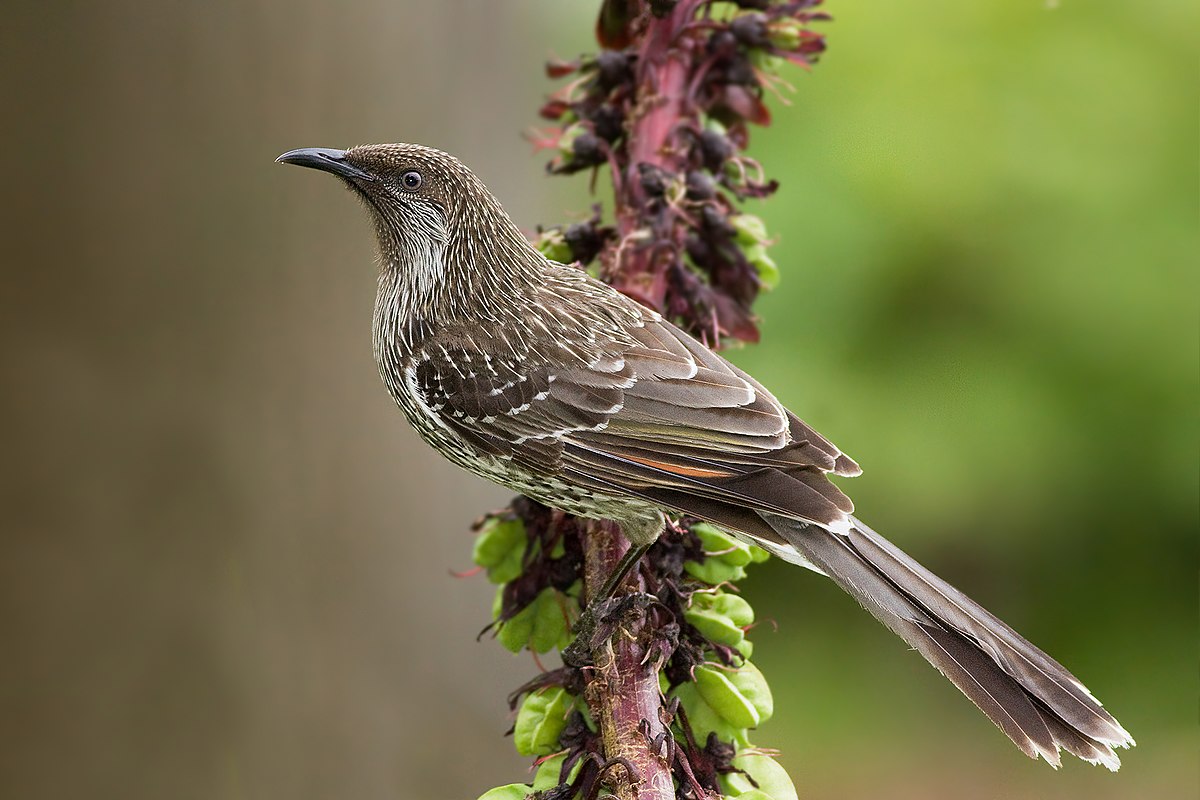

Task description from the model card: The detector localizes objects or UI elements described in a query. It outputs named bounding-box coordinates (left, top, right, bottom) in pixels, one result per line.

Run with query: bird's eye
left=401, top=171, right=423, bottom=190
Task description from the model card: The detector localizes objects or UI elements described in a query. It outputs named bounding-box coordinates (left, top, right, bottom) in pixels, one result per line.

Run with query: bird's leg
left=562, top=541, right=653, bottom=667
left=592, top=541, right=653, bottom=607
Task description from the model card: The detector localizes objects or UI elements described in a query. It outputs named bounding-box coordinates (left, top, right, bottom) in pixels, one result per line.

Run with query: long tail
left=758, top=513, right=1135, bottom=769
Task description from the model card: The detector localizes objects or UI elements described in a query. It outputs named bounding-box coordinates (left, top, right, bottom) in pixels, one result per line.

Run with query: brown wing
left=413, top=307, right=860, bottom=540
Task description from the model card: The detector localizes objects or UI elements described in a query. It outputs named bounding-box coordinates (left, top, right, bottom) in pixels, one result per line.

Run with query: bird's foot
left=561, top=592, right=656, bottom=667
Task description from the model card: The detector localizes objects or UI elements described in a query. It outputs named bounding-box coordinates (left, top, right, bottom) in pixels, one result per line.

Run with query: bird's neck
left=372, top=218, right=546, bottom=355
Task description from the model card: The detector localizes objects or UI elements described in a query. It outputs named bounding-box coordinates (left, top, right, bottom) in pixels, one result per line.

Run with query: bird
left=276, top=142, right=1134, bottom=770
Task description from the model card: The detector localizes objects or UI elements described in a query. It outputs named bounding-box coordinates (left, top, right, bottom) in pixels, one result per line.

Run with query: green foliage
left=493, top=585, right=579, bottom=654
left=532, top=753, right=583, bottom=791
left=720, top=751, right=799, bottom=800
left=475, top=785, right=532, bottom=800
left=694, top=662, right=774, bottom=729
left=514, top=686, right=574, bottom=757
left=684, top=591, right=755, bottom=651
left=684, top=522, right=768, bottom=584
left=473, top=516, right=527, bottom=584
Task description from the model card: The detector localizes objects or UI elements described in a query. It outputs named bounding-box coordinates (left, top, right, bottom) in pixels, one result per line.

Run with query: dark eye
left=401, top=171, right=422, bottom=190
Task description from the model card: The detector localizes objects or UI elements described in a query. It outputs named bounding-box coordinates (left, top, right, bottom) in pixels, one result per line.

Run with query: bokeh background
left=2, top=2, right=1195, bottom=799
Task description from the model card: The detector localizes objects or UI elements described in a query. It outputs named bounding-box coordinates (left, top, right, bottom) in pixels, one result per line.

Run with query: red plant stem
left=609, top=0, right=703, bottom=312
left=582, top=520, right=674, bottom=800
left=580, top=5, right=711, bottom=798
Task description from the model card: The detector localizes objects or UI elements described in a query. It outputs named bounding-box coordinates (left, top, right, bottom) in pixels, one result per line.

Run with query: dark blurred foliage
left=0, top=2, right=1194, bottom=800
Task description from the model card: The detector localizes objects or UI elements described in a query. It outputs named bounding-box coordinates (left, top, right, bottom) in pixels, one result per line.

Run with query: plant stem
left=608, top=0, right=700, bottom=312
left=581, top=520, right=675, bottom=800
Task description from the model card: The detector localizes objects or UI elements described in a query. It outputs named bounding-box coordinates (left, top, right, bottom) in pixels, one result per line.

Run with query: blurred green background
left=1, top=2, right=1194, bottom=799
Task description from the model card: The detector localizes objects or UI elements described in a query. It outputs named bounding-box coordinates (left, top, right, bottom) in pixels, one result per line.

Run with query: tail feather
left=758, top=512, right=1134, bottom=769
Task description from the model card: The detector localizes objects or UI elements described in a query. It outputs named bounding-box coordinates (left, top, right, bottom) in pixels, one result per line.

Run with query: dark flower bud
left=564, top=221, right=607, bottom=265
left=571, top=131, right=605, bottom=165
left=698, top=129, right=734, bottom=171
left=707, top=29, right=739, bottom=59
left=699, top=205, right=735, bottom=237
left=685, top=170, right=717, bottom=200
left=684, top=232, right=711, bottom=265
left=649, top=0, right=679, bottom=17
left=724, top=57, right=758, bottom=87
left=589, top=104, right=624, bottom=143
left=637, top=162, right=671, bottom=197
left=731, top=12, right=770, bottom=48
left=593, top=50, right=632, bottom=91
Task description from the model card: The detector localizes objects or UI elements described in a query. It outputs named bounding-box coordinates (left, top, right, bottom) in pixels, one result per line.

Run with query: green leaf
left=684, top=591, right=755, bottom=647
left=692, top=523, right=755, bottom=567
left=735, top=637, right=754, bottom=660
left=684, top=606, right=744, bottom=648
left=474, top=784, right=531, bottom=800
left=495, top=597, right=534, bottom=653
left=720, top=752, right=799, bottom=800
left=670, top=681, right=747, bottom=746
left=531, top=752, right=583, bottom=792
left=530, top=588, right=578, bottom=654
left=514, top=686, right=573, bottom=756
left=694, top=663, right=773, bottom=729
left=684, top=558, right=746, bottom=586
left=495, top=587, right=577, bottom=654
left=747, top=544, right=771, bottom=564
left=472, top=516, right=527, bottom=584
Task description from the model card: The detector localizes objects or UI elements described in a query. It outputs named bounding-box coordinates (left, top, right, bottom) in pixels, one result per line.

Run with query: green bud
left=749, top=50, right=785, bottom=75
left=474, top=785, right=531, bottom=800
left=719, top=751, right=799, bottom=800
left=514, top=686, right=573, bottom=756
left=743, top=243, right=780, bottom=291
left=729, top=215, right=781, bottom=291
left=533, top=230, right=574, bottom=264
left=731, top=214, right=769, bottom=246
left=767, top=18, right=804, bottom=50
left=473, top=516, right=526, bottom=584
left=703, top=115, right=728, bottom=136
left=748, top=543, right=771, bottom=564
left=558, top=123, right=586, bottom=157
left=694, top=662, right=774, bottom=729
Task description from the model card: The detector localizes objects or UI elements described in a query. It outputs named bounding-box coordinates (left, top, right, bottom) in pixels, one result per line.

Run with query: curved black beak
left=276, top=147, right=376, bottom=182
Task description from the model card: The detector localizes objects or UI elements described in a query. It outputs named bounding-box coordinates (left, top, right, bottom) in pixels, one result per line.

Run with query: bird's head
left=278, top=142, right=542, bottom=319
left=277, top=143, right=482, bottom=258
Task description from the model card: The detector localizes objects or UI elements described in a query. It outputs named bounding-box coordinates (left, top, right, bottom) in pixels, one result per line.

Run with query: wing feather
left=410, top=298, right=858, bottom=530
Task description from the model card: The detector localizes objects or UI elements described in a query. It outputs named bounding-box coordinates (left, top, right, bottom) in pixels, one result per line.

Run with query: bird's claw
left=561, top=592, right=656, bottom=667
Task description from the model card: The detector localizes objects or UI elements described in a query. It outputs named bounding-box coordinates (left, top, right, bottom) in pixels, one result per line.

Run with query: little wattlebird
left=277, top=142, right=1133, bottom=769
